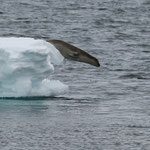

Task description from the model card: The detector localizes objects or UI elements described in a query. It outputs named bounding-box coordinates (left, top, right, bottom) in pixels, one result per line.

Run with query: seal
left=47, top=40, right=100, bottom=67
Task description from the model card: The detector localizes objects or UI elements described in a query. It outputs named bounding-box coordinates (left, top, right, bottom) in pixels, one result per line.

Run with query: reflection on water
left=0, top=96, right=150, bottom=149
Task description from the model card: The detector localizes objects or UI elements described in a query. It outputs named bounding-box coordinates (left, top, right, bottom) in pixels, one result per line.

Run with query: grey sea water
left=0, top=0, right=150, bottom=149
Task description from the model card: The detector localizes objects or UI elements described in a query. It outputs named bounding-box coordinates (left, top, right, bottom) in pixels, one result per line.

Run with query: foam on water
left=0, top=37, right=68, bottom=97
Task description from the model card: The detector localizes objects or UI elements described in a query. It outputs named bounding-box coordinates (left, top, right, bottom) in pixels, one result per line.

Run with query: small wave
left=143, top=50, right=150, bottom=53
left=119, top=74, right=146, bottom=80
left=128, top=125, right=150, bottom=129
left=138, top=44, right=150, bottom=48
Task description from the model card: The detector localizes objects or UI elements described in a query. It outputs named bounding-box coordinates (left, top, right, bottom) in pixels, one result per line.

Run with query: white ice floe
left=0, top=37, right=68, bottom=97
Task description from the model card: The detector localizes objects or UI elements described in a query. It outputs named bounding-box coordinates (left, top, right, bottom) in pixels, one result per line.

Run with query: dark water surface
left=0, top=0, right=150, bottom=149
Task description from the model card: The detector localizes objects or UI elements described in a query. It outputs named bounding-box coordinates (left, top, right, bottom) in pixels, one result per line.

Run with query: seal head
left=47, top=40, right=100, bottom=67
